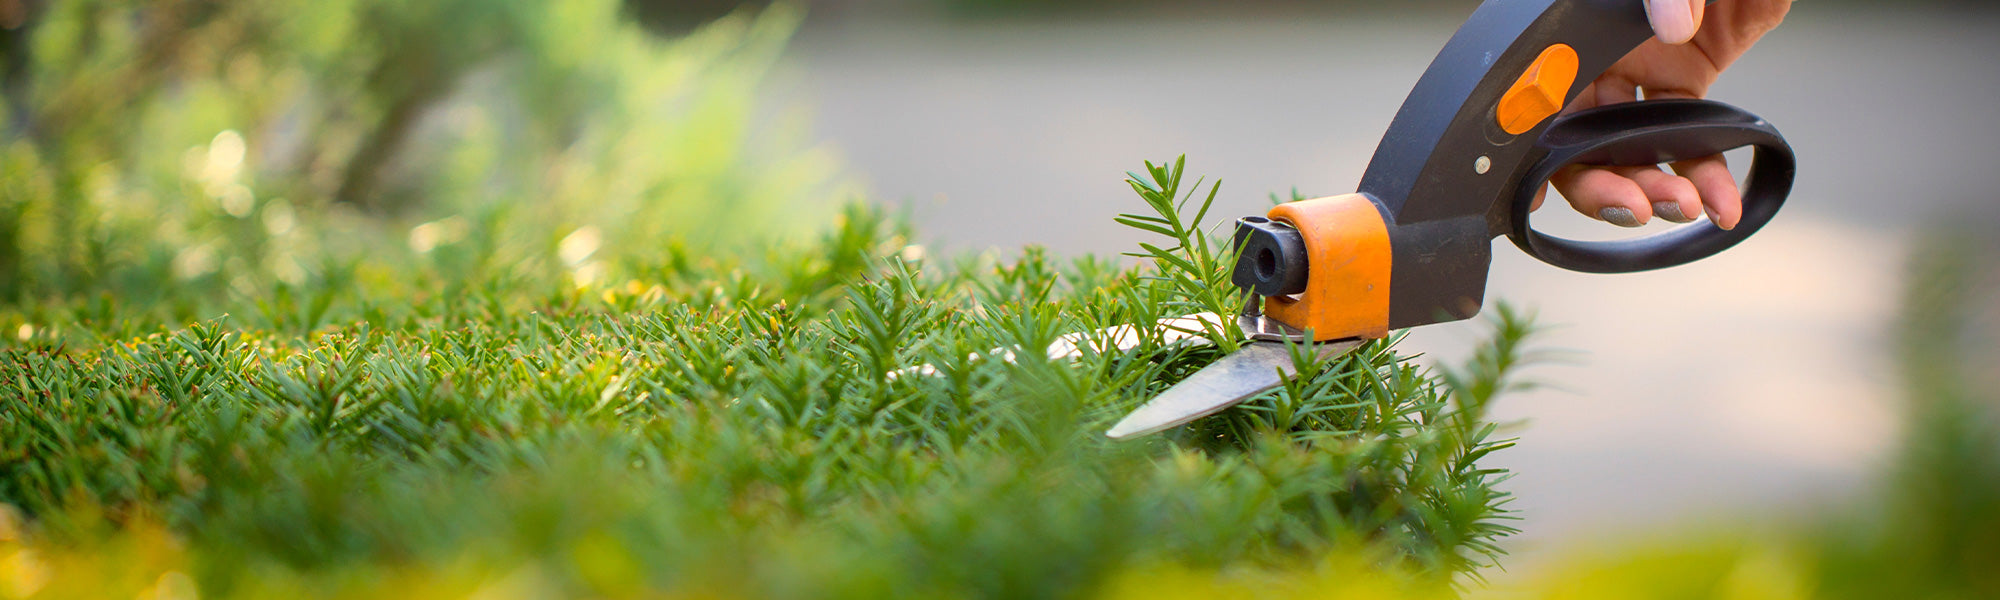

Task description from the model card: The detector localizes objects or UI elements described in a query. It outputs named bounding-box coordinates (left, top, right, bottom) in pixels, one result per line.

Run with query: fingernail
left=1652, top=201, right=1692, bottom=223
left=1703, top=207, right=1735, bottom=230
left=1598, top=207, right=1643, bottom=228
left=1644, top=0, right=1698, bottom=44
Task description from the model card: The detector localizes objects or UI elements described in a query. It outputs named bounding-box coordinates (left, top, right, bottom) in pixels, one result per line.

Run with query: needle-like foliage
left=0, top=155, right=1540, bottom=598
left=1115, top=157, right=1243, bottom=350
left=0, top=1, right=1539, bottom=591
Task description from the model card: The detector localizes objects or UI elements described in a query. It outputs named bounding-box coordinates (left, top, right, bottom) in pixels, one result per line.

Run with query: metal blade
left=1105, top=339, right=1364, bottom=439
left=885, top=313, right=1228, bottom=381
left=1041, top=312, right=1226, bottom=360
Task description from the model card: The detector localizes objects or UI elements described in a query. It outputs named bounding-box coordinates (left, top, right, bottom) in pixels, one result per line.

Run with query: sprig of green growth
left=1111, top=157, right=1534, bottom=583
left=1117, top=156, right=1247, bottom=352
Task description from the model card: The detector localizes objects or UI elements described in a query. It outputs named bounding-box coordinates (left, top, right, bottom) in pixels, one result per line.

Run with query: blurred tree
left=0, top=0, right=831, bottom=311
left=1831, top=209, right=2000, bottom=597
left=0, top=0, right=37, bottom=137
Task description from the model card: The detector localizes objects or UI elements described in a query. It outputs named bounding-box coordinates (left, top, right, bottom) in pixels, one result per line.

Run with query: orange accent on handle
left=1262, top=194, right=1393, bottom=341
left=1496, top=43, right=1579, bottom=135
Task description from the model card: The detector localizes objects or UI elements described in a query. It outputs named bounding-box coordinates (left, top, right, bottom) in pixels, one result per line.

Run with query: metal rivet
left=1474, top=155, right=1492, bottom=175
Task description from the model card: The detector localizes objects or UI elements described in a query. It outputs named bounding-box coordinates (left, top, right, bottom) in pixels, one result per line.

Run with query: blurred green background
left=0, top=0, right=849, bottom=326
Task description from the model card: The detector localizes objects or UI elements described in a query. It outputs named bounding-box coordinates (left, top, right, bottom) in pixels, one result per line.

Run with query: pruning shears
left=1103, top=0, right=1796, bottom=439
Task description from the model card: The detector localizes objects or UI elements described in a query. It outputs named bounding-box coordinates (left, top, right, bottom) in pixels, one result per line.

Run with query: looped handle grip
left=1506, top=99, right=1796, bottom=274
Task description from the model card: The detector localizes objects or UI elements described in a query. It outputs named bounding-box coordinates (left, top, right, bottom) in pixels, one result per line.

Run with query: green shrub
left=0, top=1, right=1532, bottom=595
left=0, top=157, right=1533, bottom=598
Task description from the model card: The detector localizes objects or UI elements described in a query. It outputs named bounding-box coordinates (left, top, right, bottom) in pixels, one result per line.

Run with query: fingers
left=1626, top=166, right=1701, bottom=224
left=1549, top=165, right=1702, bottom=228
left=1698, top=0, right=1791, bottom=62
left=1671, top=154, right=1743, bottom=229
left=1550, top=166, right=1649, bottom=227
left=1591, top=76, right=1640, bottom=109
left=1644, top=0, right=1706, bottom=45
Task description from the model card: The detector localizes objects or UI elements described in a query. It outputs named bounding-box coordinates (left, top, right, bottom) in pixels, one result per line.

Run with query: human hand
left=1532, top=0, right=1791, bottom=229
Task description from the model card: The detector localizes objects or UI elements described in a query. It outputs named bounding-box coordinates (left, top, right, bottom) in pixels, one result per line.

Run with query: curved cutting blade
left=1105, top=339, right=1363, bottom=439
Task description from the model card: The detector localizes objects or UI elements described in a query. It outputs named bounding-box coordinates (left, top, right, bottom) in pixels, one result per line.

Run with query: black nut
left=1230, top=216, right=1308, bottom=297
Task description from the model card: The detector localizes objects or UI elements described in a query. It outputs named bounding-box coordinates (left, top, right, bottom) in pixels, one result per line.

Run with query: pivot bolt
left=1230, top=216, right=1309, bottom=297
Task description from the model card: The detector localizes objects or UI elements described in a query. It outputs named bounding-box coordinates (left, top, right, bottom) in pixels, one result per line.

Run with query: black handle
left=1504, top=99, right=1795, bottom=273
left=1327, top=0, right=1794, bottom=330
left=1359, top=0, right=1663, bottom=329
left=1361, top=0, right=1656, bottom=224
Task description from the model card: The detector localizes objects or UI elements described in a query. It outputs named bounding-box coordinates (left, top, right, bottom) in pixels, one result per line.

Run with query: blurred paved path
left=772, top=5, right=2000, bottom=578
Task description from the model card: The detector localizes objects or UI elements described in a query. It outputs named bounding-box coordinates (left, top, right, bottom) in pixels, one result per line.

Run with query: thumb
left=1644, top=0, right=1704, bottom=45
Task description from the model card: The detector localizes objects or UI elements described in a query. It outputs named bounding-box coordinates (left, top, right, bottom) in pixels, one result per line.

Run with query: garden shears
left=1104, top=0, right=1796, bottom=439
